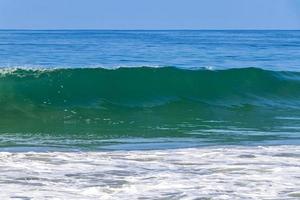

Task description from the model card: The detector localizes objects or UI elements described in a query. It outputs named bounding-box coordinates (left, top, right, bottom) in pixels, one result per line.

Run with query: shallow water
left=0, top=146, right=299, bottom=199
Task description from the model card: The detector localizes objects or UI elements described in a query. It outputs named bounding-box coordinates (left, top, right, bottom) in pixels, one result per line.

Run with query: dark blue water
left=0, top=30, right=300, bottom=70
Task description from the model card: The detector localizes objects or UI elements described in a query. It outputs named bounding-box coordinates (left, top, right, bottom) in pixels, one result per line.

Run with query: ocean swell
left=1, top=67, right=300, bottom=107
left=1, top=67, right=300, bottom=135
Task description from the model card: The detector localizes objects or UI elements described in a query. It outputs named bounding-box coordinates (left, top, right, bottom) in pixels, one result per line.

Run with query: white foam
left=0, top=145, right=299, bottom=199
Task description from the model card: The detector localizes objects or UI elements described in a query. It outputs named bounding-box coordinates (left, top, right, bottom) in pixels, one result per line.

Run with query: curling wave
left=1, top=66, right=300, bottom=135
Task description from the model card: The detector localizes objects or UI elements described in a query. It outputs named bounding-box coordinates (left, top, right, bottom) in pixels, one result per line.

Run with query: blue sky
left=0, top=0, right=299, bottom=29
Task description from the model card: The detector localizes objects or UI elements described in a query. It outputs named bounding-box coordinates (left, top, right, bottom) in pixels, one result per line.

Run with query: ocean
left=0, top=30, right=300, bottom=199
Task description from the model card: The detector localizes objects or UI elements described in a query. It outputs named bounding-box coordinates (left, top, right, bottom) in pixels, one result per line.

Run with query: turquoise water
left=1, top=67, right=300, bottom=151
left=0, top=30, right=300, bottom=199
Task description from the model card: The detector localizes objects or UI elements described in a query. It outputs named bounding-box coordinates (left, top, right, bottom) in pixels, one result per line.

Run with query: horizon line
left=0, top=28, right=300, bottom=31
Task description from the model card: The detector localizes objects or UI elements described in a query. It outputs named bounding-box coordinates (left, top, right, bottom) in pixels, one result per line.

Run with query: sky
left=0, top=0, right=299, bottom=30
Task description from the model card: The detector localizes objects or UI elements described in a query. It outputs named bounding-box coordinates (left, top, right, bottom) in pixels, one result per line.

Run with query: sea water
left=0, top=30, right=299, bottom=199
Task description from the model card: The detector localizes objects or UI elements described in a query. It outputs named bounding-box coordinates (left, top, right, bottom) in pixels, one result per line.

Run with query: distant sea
left=0, top=30, right=300, bottom=199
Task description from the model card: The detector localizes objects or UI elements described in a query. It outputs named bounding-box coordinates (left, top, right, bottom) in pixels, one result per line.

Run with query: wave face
left=0, top=67, right=300, bottom=147
left=2, top=67, right=300, bottom=107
